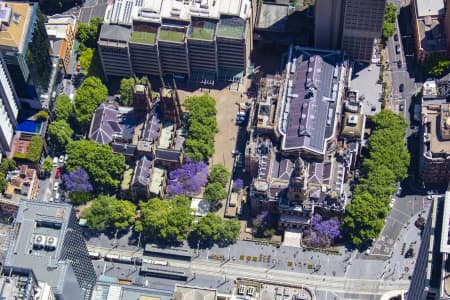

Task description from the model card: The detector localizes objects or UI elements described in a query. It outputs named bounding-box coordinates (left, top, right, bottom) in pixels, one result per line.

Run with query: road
left=87, top=244, right=409, bottom=297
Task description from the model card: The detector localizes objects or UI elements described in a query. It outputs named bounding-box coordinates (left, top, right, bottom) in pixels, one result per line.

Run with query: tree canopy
left=74, top=76, right=108, bottom=131
left=183, top=94, right=218, bottom=161
left=65, top=140, right=126, bottom=192
left=424, top=57, right=450, bottom=77
left=203, top=182, right=227, bottom=203
left=47, top=120, right=74, bottom=153
left=190, top=213, right=240, bottom=246
left=26, top=136, right=43, bottom=163
left=54, top=95, right=73, bottom=121
left=382, top=3, right=397, bottom=41
left=76, top=18, right=102, bottom=49
left=342, top=110, right=409, bottom=247
left=138, top=196, right=194, bottom=243
left=209, top=164, right=230, bottom=187
left=41, top=156, right=53, bottom=174
left=82, top=195, right=136, bottom=230
left=167, top=159, right=208, bottom=196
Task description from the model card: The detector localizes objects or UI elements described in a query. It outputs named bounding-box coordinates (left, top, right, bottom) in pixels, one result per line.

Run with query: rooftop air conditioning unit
left=33, top=235, right=46, bottom=248
left=45, top=236, right=58, bottom=250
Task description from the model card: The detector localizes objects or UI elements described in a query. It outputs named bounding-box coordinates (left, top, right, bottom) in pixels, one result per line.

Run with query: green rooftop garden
left=130, top=31, right=157, bottom=45
left=190, top=26, right=215, bottom=40
left=216, top=23, right=245, bottom=39
left=159, top=29, right=185, bottom=43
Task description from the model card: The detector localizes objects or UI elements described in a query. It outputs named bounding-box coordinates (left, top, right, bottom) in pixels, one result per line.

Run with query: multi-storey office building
left=0, top=51, right=20, bottom=157
left=314, top=0, right=386, bottom=62
left=4, top=201, right=97, bottom=300
left=0, top=1, right=52, bottom=105
left=98, top=0, right=252, bottom=82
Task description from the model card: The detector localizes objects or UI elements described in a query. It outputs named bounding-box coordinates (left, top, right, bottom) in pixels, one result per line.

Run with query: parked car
left=397, top=60, right=402, bottom=68
left=55, top=167, right=61, bottom=179
left=395, top=44, right=401, bottom=54
left=399, top=104, right=404, bottom=111
left=399, top=83, right=404, bottom=92
left=53, top=182, right=59, bottom=191
left=394, top=33, right=399, bottom=41
left=53, top=157, right=58, bottom=167
left=59, top=155, right=65, bottom=164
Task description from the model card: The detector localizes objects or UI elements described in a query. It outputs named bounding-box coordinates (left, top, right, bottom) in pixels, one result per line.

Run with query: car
left=53, top=182, right=59, bottom=191
left=52, top=157, right=58, bottom=167
left=395, top=44, right=401, bottom=54
left=55, top=192, right=61, bottom=201
left=427, top=195, right=433, bottom=200
left=394, top=33, right=399, bottom=41
left=399, top=104, right=404, bottom=111
left=399, top=84, right=404, bottom=92
left=59, top=155, right=65, bottom=164
left=397, top=187, right=403, bottom=196
left=397, top=60, right=402, bottom=68
left=55, top=170, right=61, bottom=179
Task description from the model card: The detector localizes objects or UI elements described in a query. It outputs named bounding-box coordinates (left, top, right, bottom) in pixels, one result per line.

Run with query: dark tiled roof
left=89, top=103, right=136, bottom=144
left=155, top=149, right=181, bottom=162
left=271, top=158, right=293, bottom=180
left=111, top=143, right=137, bottom=156
left=282, top=50, right=341, bottom=154
left=142, top=114, right=161, bottom=142
left=132, top=156, right=152, bottom=186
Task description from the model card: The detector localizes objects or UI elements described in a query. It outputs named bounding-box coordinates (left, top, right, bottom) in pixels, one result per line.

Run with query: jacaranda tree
left=167, top=158, right=208, bottom=196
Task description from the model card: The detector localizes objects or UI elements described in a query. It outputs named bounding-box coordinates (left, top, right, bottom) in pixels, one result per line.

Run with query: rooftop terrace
left=0, top=2, right=34, bottom=52
left=129, top=30, right=156, bottom=45
left=189, top=21, right=216, bottom=40
left=158, top=28, right=185, bottom=42
left=216, top=16, right=246, bottom=39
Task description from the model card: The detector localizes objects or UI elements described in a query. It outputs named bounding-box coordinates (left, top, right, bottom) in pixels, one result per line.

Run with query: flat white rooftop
left=416, top=0, right=445, bottom=17
left=104, top=0, right=251, bottom=25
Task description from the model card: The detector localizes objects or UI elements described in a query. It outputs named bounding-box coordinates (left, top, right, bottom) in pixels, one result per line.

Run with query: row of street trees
left=342, top=110, right=409, bottom=246
left=82, top=195, right=240, bottom=246
left=183, top=94, right=219, bottom=161
left=381, top=3, right=397, bottom=41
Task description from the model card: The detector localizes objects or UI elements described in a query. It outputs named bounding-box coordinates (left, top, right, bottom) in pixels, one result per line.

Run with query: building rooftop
left=423, top=103, right=450, bottom=157
left=149, top=166, right=165, bottom=195
left=0, top=2, right=35, bottom=52
left=99, top=23, right=131, bottom=42
left=216, top=16, right=246, bottom=39
left=89, top=103, right=136, bottom=145
left=418, top=18, right=447, bottom=52
left=158, top=122, right=174, bottom=149
left=158, top=27, right=185, bottom=43
left=255, top=2, right=288, bottom=30
left=92, top=281, right=173, bottom=300
left=103, top=0, right=251, bottom=26
left=132, top=155, right=152, bottom=187
left=129, top=30, right=156, bottom=44
left=279, top=47, right=344, bottom=155
left=173, top=285, right=216, bottom=300
left=4, top=201, right=73, bottom=292
left=341, top=113, right=364, bottom=139
left=416, top=0, right=445, bottom=17
left=188, top=19, right=216, bottom=40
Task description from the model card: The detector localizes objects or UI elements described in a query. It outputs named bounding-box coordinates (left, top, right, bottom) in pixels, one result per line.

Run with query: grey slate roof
left=132, top=155, right=152, bottom=186
left=155, top=149, right=181, bottom=162
left=99, top=24, right=131, bottom=42
left=89, top=103, right=136, bottom=144
left=281, top=48, right=343, bottom=155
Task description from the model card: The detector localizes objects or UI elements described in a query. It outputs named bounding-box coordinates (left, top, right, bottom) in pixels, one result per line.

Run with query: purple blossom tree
left=168, top=158, right=208, bottom=196
left=62, top=168, right=93, bottom=193
left=311, top=214, right=341, bottom=241
left=232, top=178, right=244, bottom=191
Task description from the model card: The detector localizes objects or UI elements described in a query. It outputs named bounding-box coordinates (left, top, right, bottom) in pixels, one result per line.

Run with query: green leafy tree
left=54, top=95, right=73, bottom=121
left=47, top=120, right=74, bottom=152
left=191, top=213, right=223, bottom=243
left=41, top=156, right=53, bottom=174
left=119, top=77, right=135, bottom=105
left=76, top=17, right=102, bottom=49
left=65, top=140, right=126, bottom=192
left=79, top=47, right=93, bottom=74
left=424, top=57, right=450, bottom=77
left=70, top=191, right=93, bottom=205
left=82, top=196, right=136, bottom=230
left=139, top=196, right=194, bottom=243
left=183, top=94, right=218, bottom=161
left=382, top=3, right=397, bottom=40
left=0, top=173, right=7, bottom=194
left=209, top=164, right=230, bottom=187
left=26, top=136, right=43, bottom=163
left=0, top=159, right=16, bottom=173
left=343, top=193, right=387, bottom=246
left=220, top=218, right=241, bottom=244
left=74, top=76, right=107, bottom=131
left=204, top=182, right=227, bottom=203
